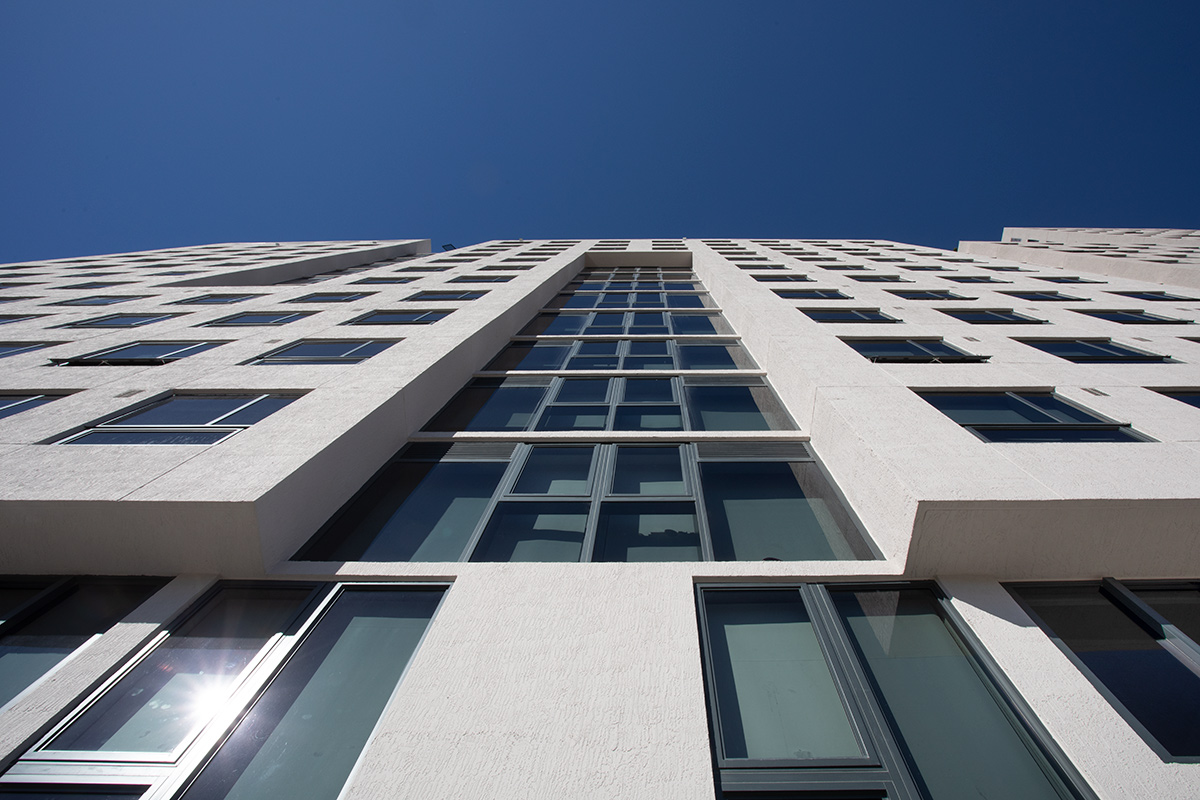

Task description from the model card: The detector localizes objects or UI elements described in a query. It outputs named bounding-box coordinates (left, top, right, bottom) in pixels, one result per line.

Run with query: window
left=0, top=394, right=64, bottom=420
left=296, top=442, right=872, bottom=563
left=802, top=308, right=897, bottom=323
left=940, top=308, right=1044, bottom=324
left=1002, top=290, right=1084, bottom=302
left=57, top=281, right=133, bottom=290
left=351, top=276, right=419, bottom=285
left=752, top=274, right=811, bottom=283
left=1074, top=309, right=1192, bottom=324
left=345, top=310, right=452, bottom=325
left=173, top=294, right=262, bottom=305
left=65, top=314, right=181, bottom=328
left=888, top=289, right=967, bottom=300
left=552, top=292, right=707, bottom=310
left=850, top=274, right=912, bottom=283
left=519, top=311, right=728, bottom=336
left=843, top=338, right=986, bottom=362
left=1035, top=275, right=1103, bottom=284
left=54, top=341, right=224, bottom=366
left=13, top=582, right=444, bottom=800
left=943, top=274, right=1009, bottom=283
left=404, top=290, right=486, bottom=302
left=50, top=296, right=150, bottom=306
left=1018, top=339, right=1170, bottom=363
left=251, top=340, right=394, bottom=365
left=422, top=377, right=795, bottom=433
left=61, top=393, right=298, bottom=444
left=0, top=577, right=166, bottom=708
left=917, top=391, right=1144, bottom=442
left=0, top=315, right=41, bottom=325
left=486, top=339, right=754, bottom=371
left=773, top=289, right=850, bottom=300
left=698, top=584, right=1088, bottom=799
left=1110, top=290, right=1197, bottom=302
left=899, top=264, right=949, bottom=271
left=289, top=292, right=373, bottom=303
left=203, top=311, right=312, bottom=326
left=1010, top=579, right=1200, bottom=760
left=449, top=275, right=512, bottom=283
left=0, top=342, right=56, bottom=359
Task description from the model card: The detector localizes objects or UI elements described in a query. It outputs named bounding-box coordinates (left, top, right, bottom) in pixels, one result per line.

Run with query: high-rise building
left=0, top=234, right=1198, bottom=799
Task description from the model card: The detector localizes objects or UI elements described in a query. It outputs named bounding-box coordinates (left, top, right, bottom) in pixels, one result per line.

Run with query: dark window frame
left=916, top=390, right=1147, bottom=443
left=57, top=392, right=302, bottom=445
left=842, top=338, right=988, bottom=363
left=52, top=341, right=226, bottom=366
left=1016, top=339, right=1171, bottom=364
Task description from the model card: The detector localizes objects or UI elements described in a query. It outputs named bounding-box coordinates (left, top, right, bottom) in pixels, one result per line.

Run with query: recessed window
left=289, top=292, right=373, bottom=303
left=943, top=274, right=1009, bottom=283
left=50, top=295, right=150, bottom=307
left=1110, top=290, right=1198, bottom=302
left=0, top=315, right=41, bottom=325
left=56, top=281, right=133, bottom=290
left=1035, top=275, right=1104, bottom=284
left=351, top=276, right=419, bottom=285
left=802, top=308, right=897, bottom=323
left=843, top=338, right=986, bottom=362
left=940, top=308, right=1044, bottom=324
left=753, top=275, right=811, bottom=283
left=0, top=393, right=65, bottom=419
left=1155, top=390, right=1200, bottom=409
left=486, top=338, right=754, bottom=371
left=917, top=390, right=1144, bottom=442
left=61, top=393, right=299, bottom=444
left=405, top=290, right=486, bottom=302
left=251, top=339, right=395, bottom=365
left=53, top=341, right=225, bottom=366
left=773, top=289, right=850, bottom=300
left=1011, top=580, right=1200, bottom=760
left=1002, top=290, right=1084, bottom=302
left=173, top=293, right=262, bottom=305
left=698, top=585, right=1087, bottom=798
left=0, top=342, right=57, bottom=359
left=1075, top=309, right=1192, bottom=325
left=449, top=275, right=513, bottom=283
left=204, top=311, right=313, bottom=326
left=899, top=264, right=950, bottom=271
left=850, top=274, right=911, bottom=283
left=889, top=289, right=968, bottom=300
left=983, top=265, right=1030, bottom=272
left=819, top=264, right=868, bottom=271
left=65, top=313, right=181, bottom=328
left=345, top=310, right=451, bottom=325
left=1018, top=339, right=1170, bottom=363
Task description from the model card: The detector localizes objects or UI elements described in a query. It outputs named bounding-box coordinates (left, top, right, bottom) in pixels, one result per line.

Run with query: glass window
left=802, top=309, right=897, bottom=323
left=404, top=291, right=485, bottom=302
left=424, top=379, right=547, bottom=431
left=0, top=394, right=61, bottom=419
left=1075, top=309, right=1191, bottom=325
left=1110, top=290, right=1196, bottom=302
left=888, top=289, right=965, bottom=300
left=842, top=338, right=985, bottom=362
left=774, top=288, right=850, bottom=299
left=1157, top=390, right=1200, bottom=410
left=486, top=343, right=570, bottom=371
left=289, top=292, right=372, bottom=303
left=55, top=341, right=223, bottom=366
left=347, top=310, right=452, bottom=325
left=1003, top=291, right=1083, bottom=302
left=204, top=312, right=312, bottom=327
left=175, top=588, right=440, bottom=800
left=51, top=296, right=149, bottom=307
left=943, top=275, right=1008, bottom=283
left=351, top=276, right=420, bottom=285
left=66, top=314, right=180, bottom=328
left=940, top=308, right=1044, bottom=324
left=469, top=502, right=589, bottom=562
left=252, top=340, right=393, bottom=365
left=173, top=294, right=261, bottom=305
left=849, top=274, right=911, bottom=283
left=611, top=446, right=686, bottom=495
left=513, top=447, right=595, bottom=495
left=46, top=586, right=313, bottom=754
left=62, top=394, right=296, bottom=445
left=1012, top=582, right=1200, bottom=759
left=1019, top=339, right=1169, bottom=363
left=0, top=579, right=166, bottom=708
left=1035, top=276, right=1103, bottom=284
left=0, top=342, right=56, bottom=359
left=685, top=385, right=777, bottom=430
left=918, top=391, right=1144, bottom=442
left=754, top=275, right=812, bottom=283
left=593, top=502, right=699, bottom=562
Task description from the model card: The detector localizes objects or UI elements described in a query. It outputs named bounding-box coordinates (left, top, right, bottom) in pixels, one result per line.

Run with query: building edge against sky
left=0, top=230, right=1197, bottom=798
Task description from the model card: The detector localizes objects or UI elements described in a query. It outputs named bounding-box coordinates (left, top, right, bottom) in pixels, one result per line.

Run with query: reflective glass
left=469, top=502, right=588, bottom=562
left=593, top=502, right=699, bottom=562
left=222, top=397, right=297, bottom=426
left=67, top=430, right=231, bottom=445
left=301, top=461, right=506, bottom=561
left=49, top=587, right=311, bottom=753
left=487, top=344, right=569, bottom=371
left=623, top=379, right=673, bottom=403
left=426, top=381, right=546, bottom=431
left=0, top=580, right=165, bottom=708
left=514, top=447, right=594, bottom=494
left=686, top=386, right=770, bottom=430
left=110, top=397, right=250, bottom=427
left=555, top=379, right=609, bottom=403
left=177, top=589, right=441, bottom=800
left=535, top=406, right=608, bottom=430
left=613, top=406, right=683, bottom=431
left=701, top=462, right=856, bottom=560
left=678, top=345, right=737, bottom=370
left=836, top=589, right=1069, bottom=799
left=611, top=447, right=686, bottom=495
left=922, top=394, right=1057, bottom=425
left=666, top=295, right=704, bottom=309
left=0, top=395, right=57, bottom=420
left=704, top=591, right=861, bottom=760
left=980, top=428, right=1140, bottom=443
left=670, top=314, right=717, bottom=334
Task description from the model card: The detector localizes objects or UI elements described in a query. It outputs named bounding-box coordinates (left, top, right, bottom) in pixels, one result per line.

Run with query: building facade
left=0, top=234, right=1199, bottom=799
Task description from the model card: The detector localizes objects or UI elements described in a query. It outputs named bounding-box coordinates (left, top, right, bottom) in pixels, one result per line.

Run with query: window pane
left=535, top=406, right=609, bottom=430
left=0, top=789, right=144, bottom=799
left=110, top=397, right=250, bottom=427
left=704, top=590, right=862, bottom=760
left=678, top=345, right=737, bottom=370
left=593, top=502, right=699, bottom=562
left=1016, top=584, right=1200, bottom=758
left=685, top=386, right=770, bottom=431
left=425, top=382, right=545, bottom=432
left=0, top=580, right=165, bottom=707
left=701, top=463, right=859, bottom=561
left=980, top=428, right=1139, bottom=443
left=220, top=397, right=296, bottom=426
left=623, top=379, right=673, bottom=403
left=835, top=589, right=1070, bottom=799
left=469, top=502, right=588, bottom=562
left=555, top=379, right=609, bottom=403
left=177, top=589, right=441, bottom=800
left=49, top=587, right=312, bottom=753
left=1129, top=585, right=1200, bottom=643
left=487, top=344, right=569, bottom=371
left=921, top=394, right=1055, bottom=425
left=513, top=447, right=594, bottom=494
left=612, top=406, right=683, bottom=431
left=670, top=314, right=717, bottom=335
left=611, top=447, right=686, bottom=495
left=67, top=430, right=231, bottom=445
left=0, top=396, right=56, bottom=420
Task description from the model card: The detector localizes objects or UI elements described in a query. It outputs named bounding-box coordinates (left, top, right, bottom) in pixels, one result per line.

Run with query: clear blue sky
left=1, top=0, right=1197, bottom=262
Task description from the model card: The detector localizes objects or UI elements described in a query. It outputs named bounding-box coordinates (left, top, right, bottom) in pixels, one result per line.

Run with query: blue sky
left=1, top=0, right=1197, bottom=262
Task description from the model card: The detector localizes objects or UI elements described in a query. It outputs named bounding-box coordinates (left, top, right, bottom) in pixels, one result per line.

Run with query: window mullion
left=1101, top=578, right=1200, bottom=677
